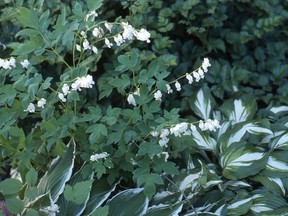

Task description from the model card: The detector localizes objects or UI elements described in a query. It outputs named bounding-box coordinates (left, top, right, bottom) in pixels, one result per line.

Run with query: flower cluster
left=24, top=98, right=46, bottom=113
left=199, top=119, right=220, bottom=132
left=0, top=57, right=16, bottom=69
left=40, top=204, right=60, bottom=215
left=90, top=152, right=109, bottom=161
left=127, top=88, right=140, bottom=106
left=151, top=122, right=197, bottom=147
left=58, top=75, right=95, bottom=102
left=76, top=18, right=151, bottom=53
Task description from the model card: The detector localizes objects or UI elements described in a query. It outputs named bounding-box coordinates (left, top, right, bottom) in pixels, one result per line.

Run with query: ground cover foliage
left=0, top=0, right=288, bottom=215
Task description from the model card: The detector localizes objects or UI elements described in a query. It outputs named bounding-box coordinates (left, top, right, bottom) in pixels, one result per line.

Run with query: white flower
left=58, top=92, right=66, bottom=102
left=199, top=119, right=220, bottom=132
left=186, top=73, right=193, bottom=84
left=20, top=59, right=30, bottom=68
left=71, top=75, right=95, bottom=91
left=92, top=27, right=104, bottom=38
left=127, top=93, right=137, bottom=106
left=170, top=122, right=190, bottom=137
left=190, top=124, right=197, bottom=132
left=202, top=57, right=211, bottom=73
left=166, top=84, right=173, bottom=94
left=151, top=131, right=159, bottom=137
left=160, top=128, right=170, bottom=138
left=92, top=46, right=98, bottom=54
left=114, top=34, right=124, bottom=46
left=62, top=84, right=70, bottom=96
left=80, top=31, right=87, bottom=38
left=104, top=22, right=113, bottom=32
left=104, top=38, right=113, bottom=48
left=193, top=71, right=201, bottom=82
left=40, top=204, right=60, bottom=216
left=159, top=137, right=169, bottom=147
left=90, top=152, right=109, bottom=161
left=9, top=57, right=16, bottom=68
left=198, top=68, right=204, bottom=79
left=175, top=81, right=181, bottom=91
left=76, top=44, right=81, bottom=52
left=85, top=10, right=98, bottom=21
left=37, top=98, right=46, bottom=108
left=83, top=39, right=91, bottom=50
left=134, top=28, right=151, bottom=43
left=121, top=22, right=136, bottom=40
left=0, top=57, right=16, bottom=69
left=154, top=90, right=162, bottom=101
left=24, top=103, right=35, bottom=113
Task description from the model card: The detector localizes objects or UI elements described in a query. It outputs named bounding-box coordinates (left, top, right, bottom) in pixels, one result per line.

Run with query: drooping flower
left=175, top=81, right=181, bottom=91
left=121, top=22, right=136, bottom=41
left=104, top=22, right=113, bottom=32
left=58, top=92, right=66, bottom=102
left=20, top=59, right=30, bottom=69
left=186, top=73, right=193, bottom=84
left=37, top=98, right=46, bottom=108
left=40, top=204, right=60, bottom=215
left=92, top=46, right=98, bottom=54
left=85, top=10, right=98, bottom=21
left=104, top=38, right=113, bottom=48
left=154, top=90, right=162, bottom=101
left=193, top=71, right=201, bottom=82
left=92, top=27, right=104, bottom=38
left=199, top=119, right=220, bottom=132
left=62, top=84, right=70, bottom=96
left=71, top=75, right=95, bottom=91
left=151, top=131, right=159, bottom=137
left=134, top=28, right=151, bottom=43
left=114, top=34, right=124, bottom=46
left=166, top=84, right=173, bottom=94
left=202, top=57, right=211, bottom=73
left=83, top=39, right=91, bottom=50
left=24, top=103, right=35, bottom=113
left=127, top=93, right=137, bottom=106
left=90, top=152, right=109, bottom=161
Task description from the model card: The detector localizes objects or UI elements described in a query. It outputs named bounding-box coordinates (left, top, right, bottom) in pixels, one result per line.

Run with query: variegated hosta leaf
left=221, top=143, right=268, bottom=179
left=270, top=106, right=288, bottom=114
left=144, top=203, right=183, bottom=216
left=223, top=180, right=251, bottom=190
left=221, top=98, right=256, bottom=125
left=190, top=87, right=213, bottom=120
left=249, top=190, right=288, bottom=214
left=192, top=129, right=216, bottom=151
left=37, top=139, right=76, bottom=202
left=219, top=121, right=273, bottom=151
left=198, top=161, right=222, bottom=189
left=106, top=188, right=149, bottom=216
left=262, top=151, right=288, bottom=177
left=227, top=194, right=256, bottom=215
left=269, top=132, right=288, bottom=150
left=251, top=175, right=286, bottom=196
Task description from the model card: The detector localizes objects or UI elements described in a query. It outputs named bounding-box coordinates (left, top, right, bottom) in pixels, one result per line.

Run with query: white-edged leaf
left=269, top=132, right=288, bottom=150
left=179, top=174, right=200, bottom=190
left=82, top=178, right=119, bottom=215
left=270, top=106, right=288, bottom=114
left=144, top=203, right=183, bottom=216
left=266, top=156, right=288, bottom=172
left=191, top=87, right=212, bottom=120
left=251, top=175, right=286, bottom=196
left=217, top=121, right=230, bottom=140
left=106, top=188, right=149, bottom=216
left=192, top=129, right=216, bottom=151
left=221, top=144, right=268, bottom=179
left=37, top=139, right=75, bottom=202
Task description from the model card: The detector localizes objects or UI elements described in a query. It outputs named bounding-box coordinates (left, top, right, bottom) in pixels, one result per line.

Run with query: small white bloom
left=160, top=128, right=170, bottom=138
left=166, top=84, right=173, bottom=94
left=62, top=84, right=70, bottom=96
left=198, top=68, right=204, bottom=79
left=151, top=131, right=159, bottom=137
left=90, top=152, right=109, bottom=161
left=121, top=22, right=136, bottom=40
left=134, top=28, right=151, bottom=43
left=104, top=22, right=113, bottom=32
left=80, top=31, right=87, bottom=38
left=202, top=57, right=211, bottom=73
left=85, top=10, right=98, bottom=21
left=127, top=94, right=137, bottom=106
left=83, top=39, right=91, bottom=50
left=71, top=75, right=95, bottom=91
left=37, top=98, right=46, bottom=108
left=76, top=44, right=81, bottom=52
left=9, top=57, right=16, bottom=68
left=159, top=137, right=169, bottom=147
left=105, top=38, right=113, bottom=48
left=190, top=124, right=197, bottom=132
left=154, top=90, right=162, bottom=101
left=92, top=46, right=98, bottom=54
left=40, top=204, right=60, bottom=215
left=186, top=73, right=193, bottom=84
left=198, top=119, right=220, bottom=132
left=193, top=71, right=201, bottom=82
left=58, top=92, right=66, bottom=102
left=24, top=103, right=35, bottom=113
left=20, top=59, right=30, bottom=69
left=175, top=81, right=181, bottom=91
left=114, top=34, right=124, bottom=46
left=92, top=27, right=104, bottom=38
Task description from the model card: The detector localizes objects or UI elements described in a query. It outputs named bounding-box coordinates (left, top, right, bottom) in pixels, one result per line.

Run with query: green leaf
left=18, top=7, right=39, bottom=29
left=0, top=179, right=22, bottom=195
left=91, top=206, right=109, bottom=216
left=269, top=132, right=288, bottom=150
left=227, top=195, right=253, bottom=215
left=64, top=181, right=93, bottom=204
left=82, top=177, right=118, bottom=215
left=87, top=124, right=107, bottom=144
left=37, top=139, right=76, bottom=202
left=5, top=198, right=24, bottom=214
left=87, top=0, right=103, bottom=11
left=138, top=141, right=162, bottom=156
left=107, top=188, right=149, bottom=216
left=137, top=174, right=164, bottom=199
left=26, top=167, right=38, bottom=185
left=144, top=202, right=183, bottom=216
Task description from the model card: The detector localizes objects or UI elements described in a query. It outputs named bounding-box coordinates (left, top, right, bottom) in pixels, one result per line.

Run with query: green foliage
left=0, top=0, right=288, bottom=215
